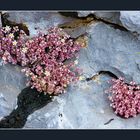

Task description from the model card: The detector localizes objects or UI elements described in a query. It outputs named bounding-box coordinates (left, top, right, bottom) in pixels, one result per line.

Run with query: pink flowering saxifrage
left=106, top=77, right=140, bottom=118
left=0, top=26, right=81, bottom=95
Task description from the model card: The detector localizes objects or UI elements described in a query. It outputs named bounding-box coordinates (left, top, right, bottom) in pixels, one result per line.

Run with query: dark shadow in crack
left=86, top=70, right=118, bottom=82
left=59, top=12, right=128, bottom=32
left=0, top=87, right=53, bottom=128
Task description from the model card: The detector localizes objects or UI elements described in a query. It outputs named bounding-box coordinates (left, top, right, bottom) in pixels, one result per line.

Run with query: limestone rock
left=1, top=11, right=74, bottom=37
left=120, top=11, right=140, bottom=35
left=78, top=11, right=95, bottom=17
left=0, top=61, right=27, bottom=118
left=24, top=22, right=140, bottom=129
left=77, top=11, right=122, bottom=25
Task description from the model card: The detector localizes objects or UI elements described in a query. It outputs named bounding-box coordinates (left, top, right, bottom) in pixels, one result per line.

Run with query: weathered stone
left=120, top=11, right=140, bottom=35
left=1, top=11, right=140, bottom=128
left=0, top=61, right=27, bottom=118
left=24, top=76, right=140, bottom=129
left=78, top=11, right=95, bottom=17
left=77, top=11, right=122, bottom=25
left=2, top=11, right=74, bottom=37
left=24, top=21, right=140, bottom=129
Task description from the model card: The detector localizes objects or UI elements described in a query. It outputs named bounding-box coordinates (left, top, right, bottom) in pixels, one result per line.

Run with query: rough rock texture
left=24, top=21, right=140, bottom=129
left=1, top=11, right=140, bottom=129
left=0, top=61, right=27, bottom=119
left=1, top=11, right=74, bottom=37
left=24, top=79, right=140, bottom=129
left=78, top=11, right=95, bottom=17
left=120, top=11, right=140, bottom=35
left=77, top=11, right=122, bottom=25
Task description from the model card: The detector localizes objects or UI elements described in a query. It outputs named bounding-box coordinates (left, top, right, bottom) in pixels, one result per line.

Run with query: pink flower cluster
left=0, top=26, right=27, bottom=65
left=106, top=77, right=140, bottom=118
left=0, top=26, right=81, bottom=95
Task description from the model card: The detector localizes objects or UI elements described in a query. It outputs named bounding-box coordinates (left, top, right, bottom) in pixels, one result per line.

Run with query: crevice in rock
left=59, top=12, right=128, bottom=32
left=86, top=70, right=118, bottom=82
left=58, top=16, right=95, bottom=29
left=0, top=87, right=53, bottom=128
left=104, top=118, right=114, bottom=125
left=136, top=63, right=140, bottom=72
left=1, top=13, right=30, bottom=35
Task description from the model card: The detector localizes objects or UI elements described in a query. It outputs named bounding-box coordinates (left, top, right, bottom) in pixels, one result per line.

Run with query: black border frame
left=0, top=0, right=140, bottom=10
left=0, top=0, right=140, bottom=139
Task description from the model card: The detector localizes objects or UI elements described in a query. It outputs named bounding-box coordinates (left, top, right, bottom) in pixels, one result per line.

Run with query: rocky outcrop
left=1, top=11, right=140, bottom=128
left=24, top=21, right=140, bottom=129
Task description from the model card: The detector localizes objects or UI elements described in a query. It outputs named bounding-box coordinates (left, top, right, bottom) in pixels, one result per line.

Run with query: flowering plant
left=106, top=77, right=140, bottom=118
left=0, top=26, right=81, bottom=95
left=0, top=25, right=27, bottom=65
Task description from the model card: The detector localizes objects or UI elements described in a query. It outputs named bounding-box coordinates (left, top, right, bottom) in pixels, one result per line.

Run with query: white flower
left=61, top=39, right=65, bottom=43
left=13, top=40, right=17, bottom=46
left=44, top=71, right=50, bottom=76
left=63, top=84, right=67, bottom=87
left=74, top=60, right=79, bottom=65
left=22, top=47, right=28, bottom=53
left=9, top=33, right=14, bottom=38
left=41, top=79, right=46, bottom=85
left=2, top=56, right=6, bottom=61
left=5, top=26, right=11, bottom=32
left=79, top=76, right=85, bottom=81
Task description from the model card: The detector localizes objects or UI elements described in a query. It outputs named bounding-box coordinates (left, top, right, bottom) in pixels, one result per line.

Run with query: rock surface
left=2, top=11, right=74, bottom=37
left=77, top=11, right=122, bottom=25
left=78, top=11, right=95, bottom=17
left=24, top=21, right=140, bottom=129
left=120, top=11, right=140, bottom=35
left=0, top=61, right=27, bottom=119
left=24, top=77, right=140, bottom=129
left=1, top=11, right=140, bottom=128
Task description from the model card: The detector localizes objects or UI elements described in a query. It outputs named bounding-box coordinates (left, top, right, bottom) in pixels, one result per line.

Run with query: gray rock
left=86, top=22, right=140, bottom=83
left=78, top=11, right=122, bottom=25
left=24, top=76, right=140, bottom=129
left=0, top=61, right=27, bottom=118
left=2, top=11, right=74, bottom=37
left=78, top=11, right=95, bottom=17
left=120, top=11, right=140, bottom=35
left=24, top=22, right=140, bottom=129
left=70, top=22, right=140, bottom=83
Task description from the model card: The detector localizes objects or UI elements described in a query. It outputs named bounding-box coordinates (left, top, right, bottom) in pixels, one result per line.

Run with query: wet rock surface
left=1, top=11, right=140, bottom=129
